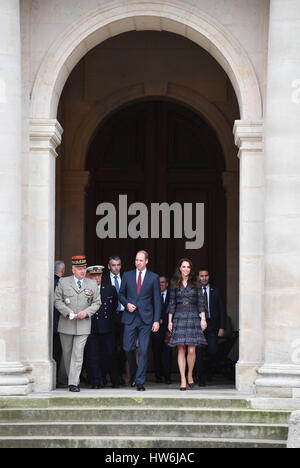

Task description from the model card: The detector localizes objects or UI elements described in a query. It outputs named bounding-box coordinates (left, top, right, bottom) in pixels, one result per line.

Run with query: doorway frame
left=27, top=2, right=263, bottom=393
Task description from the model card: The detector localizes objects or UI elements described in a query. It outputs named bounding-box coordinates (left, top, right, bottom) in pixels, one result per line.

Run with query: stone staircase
left=0, top=394, right=290, bottom=448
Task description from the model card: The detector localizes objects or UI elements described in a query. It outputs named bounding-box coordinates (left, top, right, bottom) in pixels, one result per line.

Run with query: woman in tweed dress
left=168, top=259, right=207, bottom=390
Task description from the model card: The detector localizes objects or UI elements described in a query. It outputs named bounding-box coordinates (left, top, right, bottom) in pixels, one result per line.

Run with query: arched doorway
left=85, top=99, right=226, bottom=297
left=27, top=2, right=263, bottom=393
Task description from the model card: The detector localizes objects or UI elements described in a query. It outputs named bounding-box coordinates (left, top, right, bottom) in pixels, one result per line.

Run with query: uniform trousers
left=86, top=332, right=118, bottom=386
left=60, top=333, right=88, bottom=386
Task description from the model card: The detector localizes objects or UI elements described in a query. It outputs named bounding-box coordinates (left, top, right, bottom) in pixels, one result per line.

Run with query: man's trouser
left=60, top=333, right=88, bottom=386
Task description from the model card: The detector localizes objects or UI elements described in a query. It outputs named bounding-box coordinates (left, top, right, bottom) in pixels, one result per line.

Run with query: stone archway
left=27, top=2, right=263, bottom=393
left=30, top=2, right=262, bottom=120
left=61, top=83, right=239, bottom=327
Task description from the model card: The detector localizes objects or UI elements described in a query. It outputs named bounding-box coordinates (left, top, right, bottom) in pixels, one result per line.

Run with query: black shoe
left=92, top=384, right=104, bottom=389
left=130, top=380, right=136, bottom=388
left=69, top=385, right=80, bottom=392
left=137, top=384, right=146, bottom=391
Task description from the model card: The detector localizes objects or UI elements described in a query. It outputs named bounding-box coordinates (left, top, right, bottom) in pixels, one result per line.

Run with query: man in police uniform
left=54, top=256, right=101, bottom=392
left=85, top=265, right=119, bottom=388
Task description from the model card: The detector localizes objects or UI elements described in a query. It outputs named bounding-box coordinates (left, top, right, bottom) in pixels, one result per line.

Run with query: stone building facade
left=0, top=0, right=300, bottom=397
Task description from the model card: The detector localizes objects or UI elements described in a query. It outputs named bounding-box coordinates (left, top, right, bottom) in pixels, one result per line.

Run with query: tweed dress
left=168, top=284, right=207, bottom=348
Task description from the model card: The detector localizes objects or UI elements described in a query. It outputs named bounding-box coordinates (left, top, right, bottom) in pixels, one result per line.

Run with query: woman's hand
left=201, top=319, right=207, bottom=331
left=168, top=322, right=173, bottom=333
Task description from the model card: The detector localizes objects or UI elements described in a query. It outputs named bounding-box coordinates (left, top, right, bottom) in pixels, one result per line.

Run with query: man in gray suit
left=54, top=255, right=101, bottom=392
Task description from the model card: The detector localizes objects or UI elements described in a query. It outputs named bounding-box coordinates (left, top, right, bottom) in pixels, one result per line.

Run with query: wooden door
left=86, top=100, right=226, bottom=297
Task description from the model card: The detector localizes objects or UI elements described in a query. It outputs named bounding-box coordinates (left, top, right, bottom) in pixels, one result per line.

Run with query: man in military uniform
left=54, top=256, right=101, bottom=392
left=85, top=265, right=119, bottom=388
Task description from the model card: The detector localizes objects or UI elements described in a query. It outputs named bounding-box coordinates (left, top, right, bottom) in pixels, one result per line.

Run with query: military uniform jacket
left=91, top=284, right=118, bottom=335
left=54, top=276, right=101, bottom=336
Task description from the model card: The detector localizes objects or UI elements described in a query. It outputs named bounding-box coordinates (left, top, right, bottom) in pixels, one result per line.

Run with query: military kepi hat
left=86, top=265, right=105, bottom=275
left=72, top=255, right=87, bottom=267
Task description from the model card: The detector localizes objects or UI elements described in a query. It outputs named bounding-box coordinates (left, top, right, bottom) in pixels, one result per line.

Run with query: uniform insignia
left=84, top=289, right=94, bottom=297
left=65, top=298, right=71, bottom=305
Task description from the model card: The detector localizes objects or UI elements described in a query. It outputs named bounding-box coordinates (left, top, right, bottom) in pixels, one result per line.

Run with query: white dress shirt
left=110, top=271, right=121, bottom=286
left=110, top=272, right=124, bottom=311
left=74, top=276, right=83, bottom=289
left=136, top=268, right=147, bottom=286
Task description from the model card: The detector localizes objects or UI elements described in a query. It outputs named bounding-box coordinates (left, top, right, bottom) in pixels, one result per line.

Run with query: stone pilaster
left=63, top=171, right=90, bottom=272
left=222, top=171, right=239, bottom=330
left=0, top=0, right=33, bottom=394
left=233, top=120, right=264, bottom=394
left=25, top=119, right=63, bottom=392
left=255, top=0, right=300, bottom=397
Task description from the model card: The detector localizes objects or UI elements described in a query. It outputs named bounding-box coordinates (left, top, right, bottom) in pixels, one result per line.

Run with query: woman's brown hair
left=170, top=258, right=198, bottom=290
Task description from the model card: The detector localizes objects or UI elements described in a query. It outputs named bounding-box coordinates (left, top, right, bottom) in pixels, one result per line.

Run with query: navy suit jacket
left=199, top=281, right=227, bottom=332
left=119, top=270, right=161, bottom=326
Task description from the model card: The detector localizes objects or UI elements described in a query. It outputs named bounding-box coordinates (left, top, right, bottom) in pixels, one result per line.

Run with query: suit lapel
left=209, top=285, right=215, bottom=313
left=132, top=270, right=138, bottom=299
left=139, top=270, right=150, bottom=295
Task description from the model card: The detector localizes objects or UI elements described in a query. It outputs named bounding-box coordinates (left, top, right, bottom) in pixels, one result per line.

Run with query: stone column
left=25, top=119, right=63, bottom=392
left=255, top=0, right=300, bottom=397
left=0, top=0, right=33, bottom=394
left=222, top=171, right=239, bottom=330
left=233, top=120, right=264, bottom=394
left=63, top=171, right=90, bottom=273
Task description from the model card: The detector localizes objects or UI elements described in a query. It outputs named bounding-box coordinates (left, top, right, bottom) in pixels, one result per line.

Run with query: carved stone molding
left=30, top=2, right=262, bottom=121
left=29, top=119, right=64, bottom=157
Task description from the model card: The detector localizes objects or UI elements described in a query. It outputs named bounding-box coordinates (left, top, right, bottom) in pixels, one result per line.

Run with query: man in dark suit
left=119, top=250, right=161, bottom=391
left=85, top=265, right=119, bottom=388
left=102, top=255, right=126, bottom=385
left=151, top=276, right=173, bottom=384
left=197, top=268, right=227, bottom=386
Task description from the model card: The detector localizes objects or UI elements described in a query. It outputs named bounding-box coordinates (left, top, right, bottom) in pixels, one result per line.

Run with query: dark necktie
left=203, top=286, right=209, bottom=318
left=114, top=275, right=122, bottom=310
left=161, top=292, right=165, bottom=306
left=137, top=271, right=142, bottom=295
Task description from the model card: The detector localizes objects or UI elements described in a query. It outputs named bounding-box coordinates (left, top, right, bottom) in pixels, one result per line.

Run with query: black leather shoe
left=137, top=384, right=146, bottom=391
left=130, top=381, right=136, bottom=388
left=69, top=385, right=80, bottom=392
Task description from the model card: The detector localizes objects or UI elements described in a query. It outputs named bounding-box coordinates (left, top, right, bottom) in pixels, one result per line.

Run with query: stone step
left=0, top=435, right=287, bottom=449
left=0, top=421, right=288, bottom=440
left=0, top=395, right=290, bottom=448
left=0, top=396, right=251, bottom=409
left=0, top=407, right=291, bottom=425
